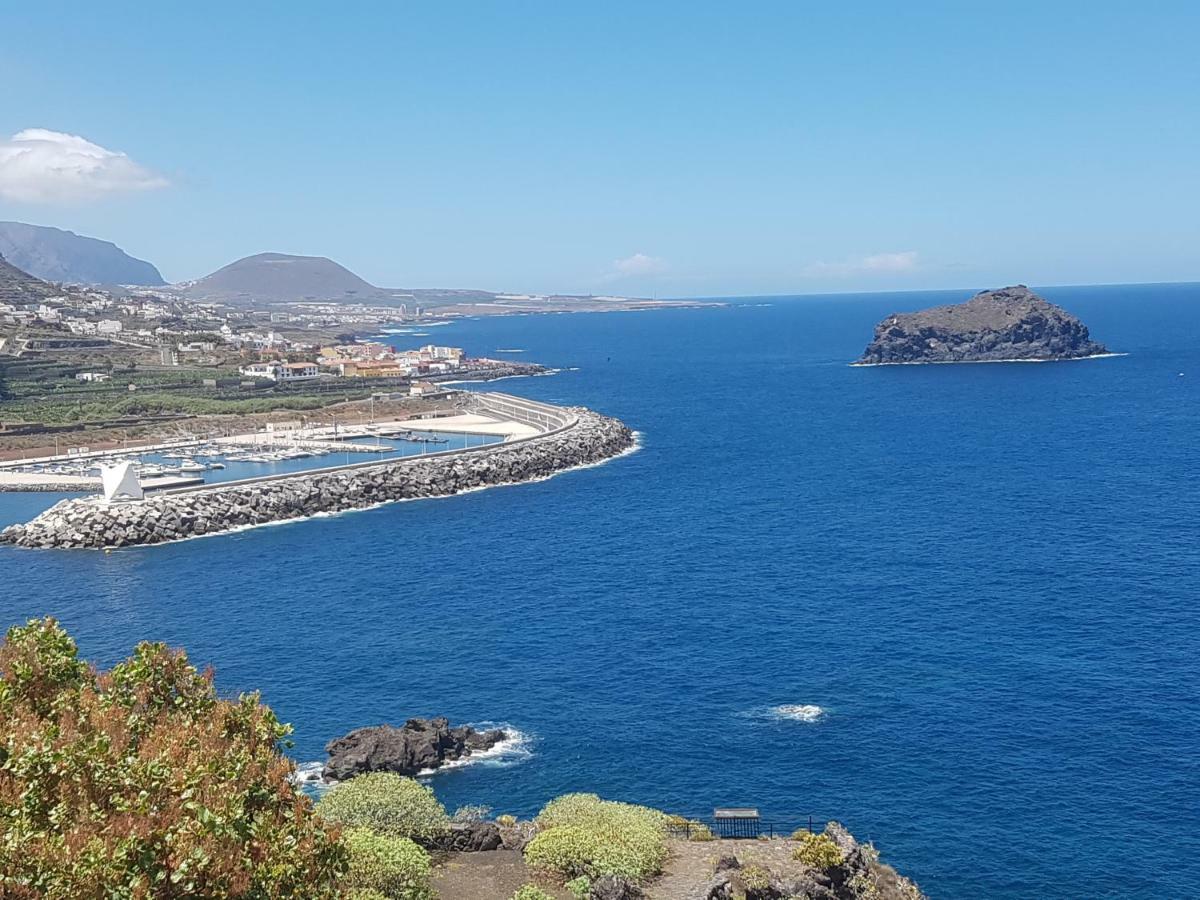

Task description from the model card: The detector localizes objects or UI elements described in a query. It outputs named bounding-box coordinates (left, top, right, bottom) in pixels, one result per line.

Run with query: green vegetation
left=0, top=356, right=375, bottom=426
left=315, top=773, right=451, bottom=843
left=739, top=863, right=773, bottom=891
left=450, top=804, right=491, bottom=824
left=791, top=830, right=845, bottom=869
left=0, top=617, right=346, bottom=898
left=496, top=813, right=518, bottom=827
left=524, top=793, right=670, bottom=882
left=666, top=814, right=715, bottom=842
left=511, top=886, right=557, bottom=900
left=566, top=874, right=592, bottom=897
left=342, top=828, right=434, bottom=900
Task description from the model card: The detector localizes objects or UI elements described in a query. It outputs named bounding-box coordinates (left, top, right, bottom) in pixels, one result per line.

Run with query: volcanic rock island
left=855, top=284, right=1111, bottom=365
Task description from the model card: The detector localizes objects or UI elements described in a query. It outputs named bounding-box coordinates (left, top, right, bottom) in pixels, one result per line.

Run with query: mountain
left=855, top=285, right=1110, bottom=364
left=182, top=252, right=382, bottom=303
left=0, top=222, right=164, bottom=286
left=0, top=254, right=62, bottom=305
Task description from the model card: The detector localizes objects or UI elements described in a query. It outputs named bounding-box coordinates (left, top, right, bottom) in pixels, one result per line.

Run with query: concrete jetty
left=0, top=393, right=634, bottom=550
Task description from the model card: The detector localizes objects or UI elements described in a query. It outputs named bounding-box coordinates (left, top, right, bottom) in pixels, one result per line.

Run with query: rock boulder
left=323, top=717, right=507, bottom=780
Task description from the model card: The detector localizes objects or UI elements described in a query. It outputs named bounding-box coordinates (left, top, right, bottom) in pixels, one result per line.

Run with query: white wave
left=289, top=724, right=534, bottom=792
left=850, top=352, right=1128, bottom=368
left=767, top=703, right=826, bottom=723
left=292, top=760, right=326, bottom=784
left=438, top=369, right=560, bottom=386
left=493, top=348, right=526, bottom=353
left=416, top=724, right=534, bottom=775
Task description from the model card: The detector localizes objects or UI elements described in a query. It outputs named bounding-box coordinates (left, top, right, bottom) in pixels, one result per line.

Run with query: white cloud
left=0, top=128, right=168, bottom=204
left=805, top=250, right=920, bottom=278
left=609, top=252, right=668, bottom=278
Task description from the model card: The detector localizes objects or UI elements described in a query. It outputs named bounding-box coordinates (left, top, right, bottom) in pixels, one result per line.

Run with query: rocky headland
left=856, top=284, right=1110, bottom=365
left=323, top=717, right=508, bottom=781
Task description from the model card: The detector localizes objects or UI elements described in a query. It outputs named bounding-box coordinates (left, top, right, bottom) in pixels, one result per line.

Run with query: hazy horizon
left=2, top=3, right=1198, bottom=296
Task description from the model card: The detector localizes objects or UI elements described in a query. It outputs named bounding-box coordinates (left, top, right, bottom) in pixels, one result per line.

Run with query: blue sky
left=1, top=1, right=1197, bottom=296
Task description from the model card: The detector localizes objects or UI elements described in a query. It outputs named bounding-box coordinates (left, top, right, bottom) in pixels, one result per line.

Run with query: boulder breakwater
left=0, top=393, right=634, bottom=550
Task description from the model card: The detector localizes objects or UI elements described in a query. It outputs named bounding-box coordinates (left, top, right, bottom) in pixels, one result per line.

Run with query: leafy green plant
left=316, top=772, right=450, bottom=843
left=0, top=617, right=346, bottom=898
left=739, top=863, right=772, bottom=891
left=524, top=793, right=670, bottom=882
left=566, top=874, right=592, bottom=897
left=791, top=831, right=845, bottom=869
left=512, top=886, right=556, bottom=900
left=342, top=827, right=434, bottom=899
left=451, top=804, right=491, bottom=824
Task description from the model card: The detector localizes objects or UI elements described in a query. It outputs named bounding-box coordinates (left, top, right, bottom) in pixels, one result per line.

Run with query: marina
left=0, top=415, right=513, bottom=494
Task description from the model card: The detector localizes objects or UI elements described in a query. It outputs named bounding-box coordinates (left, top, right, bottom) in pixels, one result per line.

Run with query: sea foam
left=768, top=704, right=826, bottom=722
left=290, top=723, right=534, bottom=793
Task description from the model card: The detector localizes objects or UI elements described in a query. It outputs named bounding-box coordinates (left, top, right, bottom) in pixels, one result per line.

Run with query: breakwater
left=0, top=393, right=633, bottom=550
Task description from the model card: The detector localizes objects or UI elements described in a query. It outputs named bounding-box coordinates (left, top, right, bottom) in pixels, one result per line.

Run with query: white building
left=96, top=320, right=123, bottom=334
left=239, top=361, right=321, bottom=382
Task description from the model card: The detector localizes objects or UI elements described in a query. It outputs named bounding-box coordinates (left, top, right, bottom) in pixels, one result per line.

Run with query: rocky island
left=855, top=284, right=1110, bottom=365
left=322, top=717, right=508, bottom=781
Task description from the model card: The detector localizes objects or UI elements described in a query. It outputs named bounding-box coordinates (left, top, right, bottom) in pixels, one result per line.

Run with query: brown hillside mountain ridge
left=0, top=254, right=62, bottom=305
left=182, top=252, right=380, bottom=303
left=179, top=251, right=502, bottom=307
left=855, top=285, right=1111, bottom=365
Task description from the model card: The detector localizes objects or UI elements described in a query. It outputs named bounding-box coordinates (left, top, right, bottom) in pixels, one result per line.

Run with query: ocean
left=3, top=283, right=1198, bottom=898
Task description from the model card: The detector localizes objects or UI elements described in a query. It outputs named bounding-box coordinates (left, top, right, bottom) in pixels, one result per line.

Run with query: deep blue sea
left=3, top=284, right=1199, bottom=899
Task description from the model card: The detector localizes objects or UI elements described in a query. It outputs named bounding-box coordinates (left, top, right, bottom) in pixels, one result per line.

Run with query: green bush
left=345, top=891, right=391, bottom=900
left=496, top=813, right=518, bottom=827
left=739, top=863, right=773, bottom=891
left=0, top=618, right=346, bottom=898
left=451, top=803, right=491, bottom=824
left=343, top=828, right=434, bottom=899
left=566, top=874, right=592, bottom=897
left=792, top=831, right=845, bottom=869
left=512, top=886, right=556, bottom=900
left=316, top=773, right=450, bottom=842
left=524, top=793, right=669, bottom=882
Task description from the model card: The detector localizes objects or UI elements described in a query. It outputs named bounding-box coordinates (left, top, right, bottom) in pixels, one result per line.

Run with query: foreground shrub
left=792, top=831, right=845, bottom=869
left=739, top=863, right=773, bottom=891
left=496, top=813, right=518, bottom=827
left=566, top=874, right=592, bottom=897
left=451, top=803, right=491, bottom=824
left=316, top=773, right=450, bottom=842
left=343, top=828, right=434, bottom=899
left=512, top=886, right=556, bottom=900
left=524, top=793, right=669, bottom=881
left=0, top=617, right=346, bottom=898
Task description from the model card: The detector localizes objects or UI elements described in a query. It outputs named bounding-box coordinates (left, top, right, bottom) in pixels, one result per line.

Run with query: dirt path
left=648, top=838, right=806, bottom=900
left=432, top=850, right=571, bottom=899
